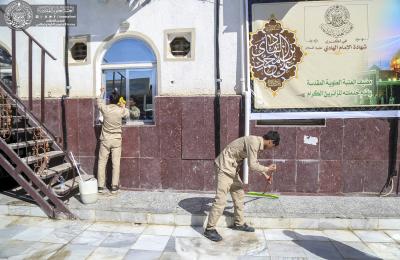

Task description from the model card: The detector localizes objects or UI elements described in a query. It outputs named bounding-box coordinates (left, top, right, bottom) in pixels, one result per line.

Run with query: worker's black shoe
left=204, top=229, right=223, bottom=242
left=230, top=223, right=255, bottom=232
left=111, top=186, right=119, bottom=194
left=98, top=187, right=105, bottom=194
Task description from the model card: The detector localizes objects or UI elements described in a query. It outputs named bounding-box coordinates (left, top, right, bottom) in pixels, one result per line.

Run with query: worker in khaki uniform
left=204, top=131, right=280, bottom=242
left=97, top=87, right=129, bottom=194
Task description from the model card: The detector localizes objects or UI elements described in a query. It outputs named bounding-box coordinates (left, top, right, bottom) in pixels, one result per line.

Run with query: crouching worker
left=97, top=87, right=129, bottom=194
left=204, top=131, right=280, bottom=242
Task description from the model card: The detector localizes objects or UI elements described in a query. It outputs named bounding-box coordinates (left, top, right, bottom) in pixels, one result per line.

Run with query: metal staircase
left=0, top=80, right=88, bottom=219
left=0, top=8, right=91, bottom=219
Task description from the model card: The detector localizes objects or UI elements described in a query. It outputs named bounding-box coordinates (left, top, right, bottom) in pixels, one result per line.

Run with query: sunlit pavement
left=1, top=215, right=400, bottom=259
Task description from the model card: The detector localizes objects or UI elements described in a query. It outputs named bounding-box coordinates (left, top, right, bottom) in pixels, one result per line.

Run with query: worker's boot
left=204, top=228, right=223, bottom=242
left=230, top=223, right=255, bottom=232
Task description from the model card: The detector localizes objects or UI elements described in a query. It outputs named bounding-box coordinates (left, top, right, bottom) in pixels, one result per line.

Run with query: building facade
left=0, top=0, right=398, bottom=194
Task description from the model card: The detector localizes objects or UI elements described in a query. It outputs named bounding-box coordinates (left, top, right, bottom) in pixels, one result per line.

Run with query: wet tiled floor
left=1, top=216, right=400, bottom=259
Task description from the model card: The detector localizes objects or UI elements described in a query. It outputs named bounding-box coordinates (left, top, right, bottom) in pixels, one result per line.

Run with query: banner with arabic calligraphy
left=250, top=0, right=400, bottom=110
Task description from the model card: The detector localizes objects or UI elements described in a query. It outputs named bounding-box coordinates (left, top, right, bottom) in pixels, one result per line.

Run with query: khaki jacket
left=97, top=97, right=129, bottom=140
left=215, top=135, right=268, bottom=177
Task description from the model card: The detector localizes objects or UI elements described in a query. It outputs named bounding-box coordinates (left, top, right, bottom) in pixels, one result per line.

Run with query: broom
left=246, top=171, right=279, bottom=199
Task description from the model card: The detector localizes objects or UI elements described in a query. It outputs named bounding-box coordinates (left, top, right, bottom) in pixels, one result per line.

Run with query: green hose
left=246, top=192, right=279, bottom=199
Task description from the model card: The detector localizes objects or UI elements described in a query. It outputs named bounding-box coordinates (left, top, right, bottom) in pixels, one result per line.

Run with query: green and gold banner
left=250, top=0, right=400, bottom=110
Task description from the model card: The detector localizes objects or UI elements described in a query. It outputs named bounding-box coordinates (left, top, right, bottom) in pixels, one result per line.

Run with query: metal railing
left=1, top=7, right=57, bottom=123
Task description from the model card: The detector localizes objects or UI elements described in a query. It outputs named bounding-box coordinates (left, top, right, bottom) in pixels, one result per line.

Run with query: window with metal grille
left=170, top=37, right=190, bottom=57
left=70, top=42, right=87, bottom=61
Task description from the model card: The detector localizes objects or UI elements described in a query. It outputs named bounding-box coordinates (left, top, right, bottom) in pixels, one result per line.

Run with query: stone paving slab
left=1, top=191, right=400, bottom=230
left=0, top=216, right=400, bottom=259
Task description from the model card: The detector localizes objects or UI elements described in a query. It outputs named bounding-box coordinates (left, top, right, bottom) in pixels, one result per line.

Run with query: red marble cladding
left=320, top=119, right=343, bottom=160
left=296, top=161, right=319, bottom=193
left=139, top=158, right=161, bottom=190
left=77, top=99, right=98, bottom=157
left=64, top=98, right=79, bottom=155
left=343, top=160, right=389, bottom=193
left=121, top=127, right=140, bottom=158
left=161, top=158, right=183, bottom=190
left=23, top=97, right=395, bottom=194
left=120, top=158, right=140, bottom=189
left=220, top=96, right=241, bottom=150
left=319, top=160, right=342, bottom=194
left=181, top=97, right=215, bottom=159
left=343, top=118, right=389, bottom=160
left=157, top=97, right=182, bottom=159
left=296, top=127, right=321, bottom=160
left=139, top=126, right=159, bottom=158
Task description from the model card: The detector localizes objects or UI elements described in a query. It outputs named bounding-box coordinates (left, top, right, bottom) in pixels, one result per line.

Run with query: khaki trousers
left=97, top=138, right=122, bottom=188
left=206, top=166, right=245, bottom=229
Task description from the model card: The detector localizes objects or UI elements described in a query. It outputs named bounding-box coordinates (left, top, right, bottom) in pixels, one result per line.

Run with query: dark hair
left=109, top=94, right=120, bottom=105
left=108, top=88, right=120, bottom=105
left=263, top=131, right=280, bottom=146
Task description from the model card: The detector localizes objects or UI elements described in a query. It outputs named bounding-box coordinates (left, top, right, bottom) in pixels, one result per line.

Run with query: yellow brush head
left=117, top=96, right=126, bottom=106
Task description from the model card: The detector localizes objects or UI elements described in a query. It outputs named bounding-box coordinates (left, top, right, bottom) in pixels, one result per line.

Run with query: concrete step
left=0, top=127, right=40, bottom=135
left=22, top=150, right=64, bottom=164
left=39, top=162, right=73, bottom=179
left=1, top=191, right=400, bottom=230
left=8, top=138, right=52, bottom=149
left=52, top=176, right=79, bottom=196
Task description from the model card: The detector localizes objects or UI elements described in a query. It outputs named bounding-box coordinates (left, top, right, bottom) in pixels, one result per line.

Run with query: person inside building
left=96, top=87, right=129, bottom=194
left=204, top=131, right=280, bottom=242
left=129, top=96, right=141, bottom=120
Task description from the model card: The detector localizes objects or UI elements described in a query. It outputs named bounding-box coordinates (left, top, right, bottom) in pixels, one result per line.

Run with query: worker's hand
left=263, top=173, right=272, bottom=184
left=266, top=163, right=277, bottom=173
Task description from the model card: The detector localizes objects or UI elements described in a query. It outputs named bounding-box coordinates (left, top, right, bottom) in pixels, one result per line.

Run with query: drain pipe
left=64, top=0, right=70, bottom=96
left=62, top=0, right=70, bottom=150
left=214, top=0, right=221, bottom=157
left=241, top=0, right=251, bottom=184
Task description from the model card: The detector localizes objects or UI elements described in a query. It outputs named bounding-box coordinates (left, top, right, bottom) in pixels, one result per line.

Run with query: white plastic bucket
left=79, top=178, right=98, bottom=204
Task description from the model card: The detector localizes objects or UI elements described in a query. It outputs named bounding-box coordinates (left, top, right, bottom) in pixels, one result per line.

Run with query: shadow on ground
left=283, top=230, right=380, bottom=259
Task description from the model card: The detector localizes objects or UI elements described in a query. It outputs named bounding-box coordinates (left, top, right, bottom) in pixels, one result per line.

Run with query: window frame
left=100, top=37, right=158, bottom=126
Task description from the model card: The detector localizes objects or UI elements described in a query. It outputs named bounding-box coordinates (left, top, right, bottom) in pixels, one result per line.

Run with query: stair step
left=22, top=150, right=64, bottom=164
left=0, top=115, right=26, bottom=120
left=0, top=127, right=40, bottom=135
left=9, top=138, right=52, bottom=149
left=0, top=104, right=16, bottom=109
left=52, top=175, right=92, bottom=195
left=39, top=163, right=72, bottom=179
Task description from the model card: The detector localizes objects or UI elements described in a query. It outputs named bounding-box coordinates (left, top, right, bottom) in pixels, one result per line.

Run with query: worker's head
left=109, top=93, right=120, bottom=105
left=263, top=131, right=280, bottom=149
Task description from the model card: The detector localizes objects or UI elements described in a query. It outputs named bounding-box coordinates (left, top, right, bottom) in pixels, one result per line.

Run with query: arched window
left=0, top=46, right=12, bottom=88
left=101, top=38, right=157, bottom=124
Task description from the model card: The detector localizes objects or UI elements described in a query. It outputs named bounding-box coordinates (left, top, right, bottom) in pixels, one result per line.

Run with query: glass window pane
left=103, top=70, right=126, bottom=103
left=103, top=38, right=156, bottom=64
left=127, top=69, right=155, bottom=121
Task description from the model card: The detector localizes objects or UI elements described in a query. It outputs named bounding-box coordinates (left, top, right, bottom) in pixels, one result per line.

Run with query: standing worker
left=204, top=131, right=280, bottom=242
left=97, top=87, right=129, bottom=194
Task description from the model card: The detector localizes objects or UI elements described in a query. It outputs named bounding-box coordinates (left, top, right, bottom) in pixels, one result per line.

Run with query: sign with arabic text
left=250, top=0, right=400, bottom=110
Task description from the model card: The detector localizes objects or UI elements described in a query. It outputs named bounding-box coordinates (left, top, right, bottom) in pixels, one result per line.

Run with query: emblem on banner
left=250, top=19, right=303, bottom=95
left=320, top=4, right=353, bottom=38
left=4, top=0, right=33, bottom=30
